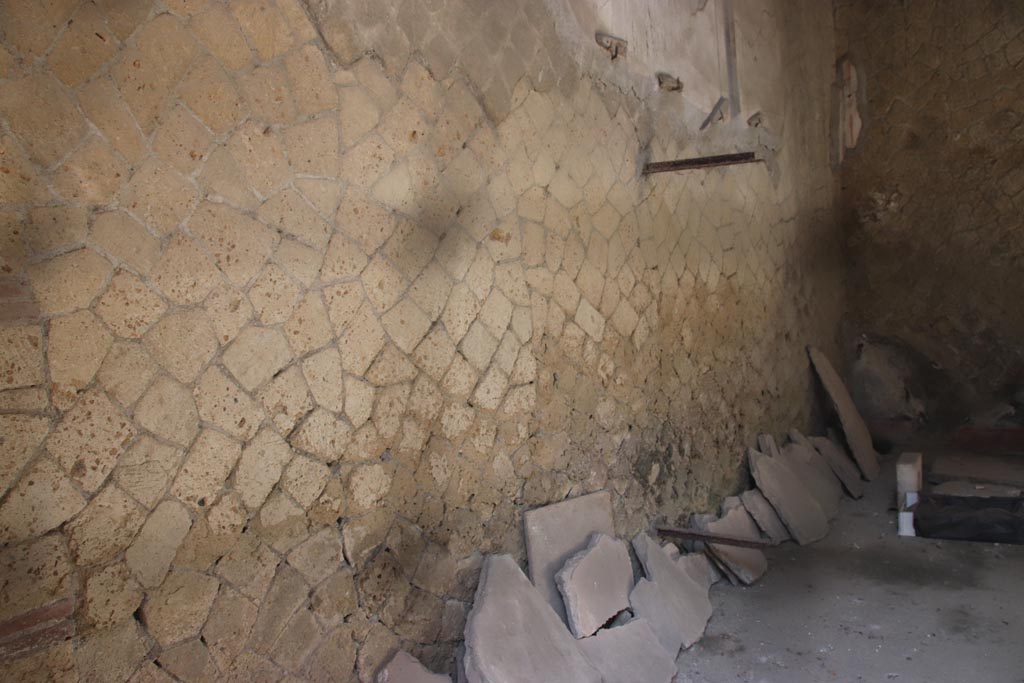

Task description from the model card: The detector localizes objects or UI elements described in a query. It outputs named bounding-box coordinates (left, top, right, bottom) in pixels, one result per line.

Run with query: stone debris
left=748, top=448, right=828, bottom=545
left=555, top=533, right=633, bottom=638
left=677, top=551, right=720, bottom=590
left=694, top=506, right=767, bottom=585
left=780, top=438, right=841, bottom=519
left=524, top=491, right=615, bottom=623
left=630, top=533, right=712, bottom=653
left=811, top=434, right=865, bottom=498
left=578, top=619, right=677, bottom=683
left=463, top=554, right=602, bottom=683
left=740, top=489, right=792, bottom=544
left=808, top=346, right=880, bottom=480
left=377, top=650, right=452, bottom=683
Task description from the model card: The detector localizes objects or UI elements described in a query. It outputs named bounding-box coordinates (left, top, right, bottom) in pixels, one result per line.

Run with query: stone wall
left=0, top=0, right=840, bottom=679
left=836, top=0, right=1024, bottom=408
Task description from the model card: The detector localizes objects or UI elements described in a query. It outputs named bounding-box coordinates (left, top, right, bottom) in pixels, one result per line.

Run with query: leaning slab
left=463, top=554, right=602, bottom=683
left=780, top=441, right=841, bottom=520
left=748, top=448, right=828, bottom=545
left=378, top=651, right=452, bottom=683
left=578, top=619, right=677, bottom=683
left=524, top=491, right=614, bottom=623
left=630, top=533, right=712, bottom=653
left=740, top=489, right=791, bottom=544
left=697, top=506, right=767, bottom=585
left=808, top=346, right=880, bottom=480
left=757, top=433, right=782, bottom=458
left=811, top=435, right=864, bottom=498
left=677, top=551, right=720, bottom=590
left=556, top=533, right=633, bottom=638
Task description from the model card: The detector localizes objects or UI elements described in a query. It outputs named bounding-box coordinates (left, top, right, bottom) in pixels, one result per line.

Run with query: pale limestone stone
left=340, top=135, right=395, bottom=190
left=0, top=324, right=44, bottom=390
left=285, top=117, right=340, bottom=178
left=479, top=289, right=513, bottom=339
left=292, top=408, right=351, bottom=463
left=135, top=375, right=199, bottom=447
left=194, top=367, right=264, bottom=441
left=363, top=254, right=408, bottom=313
left=96, top=270, right=167, bottom=338
left=203, top=587, right=259, bottom=672
left=158, top=639, right=221, bottom=682
left=441, top=286, right=480, bottom=344
left=339, top=85, right=381, bottom=145
left=338, top=300, right=387, bottom=375
left=201, top=146, right=259, bottom=210
left=52, top=135, right=128, bottom=204
left=249, top=564, right=308, bottom=655
left=409, top=263, right=453, bottom=324
left=442, top=354, right=478, bottom=401
left=27, top=248, right=112, bottom=315
left=24, top=205, right=88, bottom=256
left=83, top=562, right=143, bottom=629
left=336, top=193, right=397, bottom=254
left=47, top=310, right=112, bottom=408
left=0, top=73, right=87, bottom=167
left=151, top=105, right=212, bottom=174
left=205, top=284, right=254, bottom=345
left=413, top=327, right=456, bottom=381
left=459, top=321, right=499, bottom=372
left=97, top=341, right=158, bottom=408
left=349, top=463, right=392, bottom=511
left=115, top=436, right=184, bottom=509
left=382, top=299, right=432, bottom=354
left=365, top=345, right=417, bottom=387
left=275, top=238, right=323, bottom=287
left=236, top=427, right=294, bottom=511
left=311, top=567, right=357, bottom=626
left=143, top=568, right=220, bottom=646
left=296, top=177, right=344, bottom=218
left=574, top=299, right=605, bottom=341
left=232, top=0, right=294, bottom=61
left=260, top=492, right=308, bottom=551
left=171, top=429, right=242, bottom=509
left=282, top=455, right=331, bottom=509
left=216, top=532, right=281, bottom=601
left=271, top=607, right=324, bottom=672
left=223, top=325, right=293, bottom=391
left=74, top=620, right=150, bottom=682
left=0, top=457, right=85, bottom=543
left=345, top=376, right=376, bottom=427
left=473, top=366, right=510, bottom=411
left=0, top=533, right=74, bottom=626
left=0, top=414, right=48, bottom=498
left=341, top=508, right=391, bottom=569
left=67, top=484, right=145, bottom=566
left=303, top=346, right=346, bottom=412
left=249, top=264, right=303, bottom=324
left=151, top=233, right=221, bottom=304
left=255, top=365, right=312, bottom=436
left=190, top=201, right=278, bottom=287
left=287, top=526, right=344, bottom=585
left=47, top=389, right=134, bottom=492
left=126, top=499, right=192, bottom=588
left=0, top=134, right=47, bottom=205
left=190, top=6, right=253, bottom=71
left=120, top=161, right=200, bottom=236
left=260, top=187, right=333, bottom=250
left=228, top=122, right=292, bottom=198
left=372, top=383, right=410, bottom=440
left=178, top=55, right=248, bottom=134
left=145, top=309, right=218, bottom=384
left=239, top=62, right=299, bottom=124
left=321, top=233, right=369, bottom=283
left=285, top=291, right=335, bottom=357
left=0, top=387, right=47, bottom=412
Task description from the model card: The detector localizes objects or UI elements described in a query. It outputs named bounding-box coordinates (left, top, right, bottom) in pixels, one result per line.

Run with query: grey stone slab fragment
left=780, top=440, right=841, bottom=520
left=555, top=533, right=633, bottom=638
left=677, top=552, right=719, bottom=590
left=810, top=434, right=864, bottom=498
left=757, top=433, right=781, bottom=458
left=578, top=619, right=677, bottom=683
left=720, top=495, right=743, bottom=514
left=808, top=346, right=880, bottom=480
left=378, top=651, right=452, bottom=683
left=699, top=506, right=767, bottom=585
left=630, top=533, right=712, bottom=652
left=524, top=491, right=614, bottom=623
left=463, top=554, right=602, bottom=683
left=740, top=489, right=791, bottom=544
left=748, top=448, right=828, bottom=545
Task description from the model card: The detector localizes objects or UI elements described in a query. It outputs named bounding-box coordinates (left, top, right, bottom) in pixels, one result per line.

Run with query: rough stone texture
left=524, top=491, right=615, bottom=623
left=695, top=506, right=767, bottom=585
left=779, top=440, right=841, bottom=520
left=0, top=0, right=843, bottom=676
left=810, top=434, right=865, bottom=498
left=740, top=489, right=792, bottom=544
left=577, top=619, right=677, bottom=683
left=463, top=554, right=602, bottom=683
left=554, top=532, right=632, bottom=638
left=748, top=449, right=828, bottom=545
left=378, top=650, right=452, bottom=683
left=808, top=346, right=880, bottom=480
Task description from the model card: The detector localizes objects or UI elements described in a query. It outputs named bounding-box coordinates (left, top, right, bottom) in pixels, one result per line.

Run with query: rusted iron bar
left=655, top=525, right=770, bottom=549
left=642, top=151, right=758, bottom=175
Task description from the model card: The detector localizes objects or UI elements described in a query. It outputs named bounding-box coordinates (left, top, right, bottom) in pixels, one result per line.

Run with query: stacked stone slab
left=555, top=533, right=633, bottom=638
left=748, top=447, right=829, bottom=545
left=377, top=650, right=452, bottom=683
left=694, top=506, right=767, bottom=585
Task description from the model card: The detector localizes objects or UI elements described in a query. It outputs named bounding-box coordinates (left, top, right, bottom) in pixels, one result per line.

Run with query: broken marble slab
left=463, top=554, right=602, bottom=683
left=808, top=346, right=880, bottom=480
left=740, top=489, right=791, bottom=544
left=524, top=491, right=615, bottom=623
left=780, top=439, right=841, bottom=520
left=694, top=506, right=767, bottom=585
left=377, top=651, right=452, bottom=683
left=630, top=533, right=712, bottom=653
left=556, top=533, right=633, bottom=638
left=748, top=448, right=828, bottom=545
left=578, top=619, right=677, bottom=683
left=811, top=434, right=864, bottom=498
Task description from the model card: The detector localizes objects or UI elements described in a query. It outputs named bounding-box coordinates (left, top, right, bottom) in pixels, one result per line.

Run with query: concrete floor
left=676, top=456, right=1024, bottom=683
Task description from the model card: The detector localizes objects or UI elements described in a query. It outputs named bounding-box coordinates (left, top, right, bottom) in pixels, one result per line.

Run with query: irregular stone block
left=740, top=489, right=791, bottom=544
left=695, top=507, right=767, bottom=585
left=748, top=448, right=828, bottom=545
left=523, top=491, right=614, bottom=623
left=125, top=499, right=192, bottom=588
left=630, top=533, right=712, bottom=654
left=780, top=440, right=841, bottom=520
left=810, top=435, right=864, bottom=498
left=578, top=619, right=677, bottom=683
left=808, top=346, right=880, bottom=480
left=555, top=533, right=632, bottom=638
left=377, top=650, right=452, bottom=682
left=463, top=554, right=602, bottom=683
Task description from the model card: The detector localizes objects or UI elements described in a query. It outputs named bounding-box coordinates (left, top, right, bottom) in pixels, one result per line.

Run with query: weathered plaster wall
left=837, top=0, right=1024, bottom=408
left=0, top=0, right=839, bottom=679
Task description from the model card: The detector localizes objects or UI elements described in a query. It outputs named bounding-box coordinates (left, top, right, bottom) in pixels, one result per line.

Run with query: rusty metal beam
left=655, top=525, right=770, bottom=549
left=642, top=152, right=758, bottom=175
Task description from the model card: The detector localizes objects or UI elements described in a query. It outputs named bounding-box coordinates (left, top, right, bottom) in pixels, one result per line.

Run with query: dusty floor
left=677, top=456, right=1024, bottom=683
